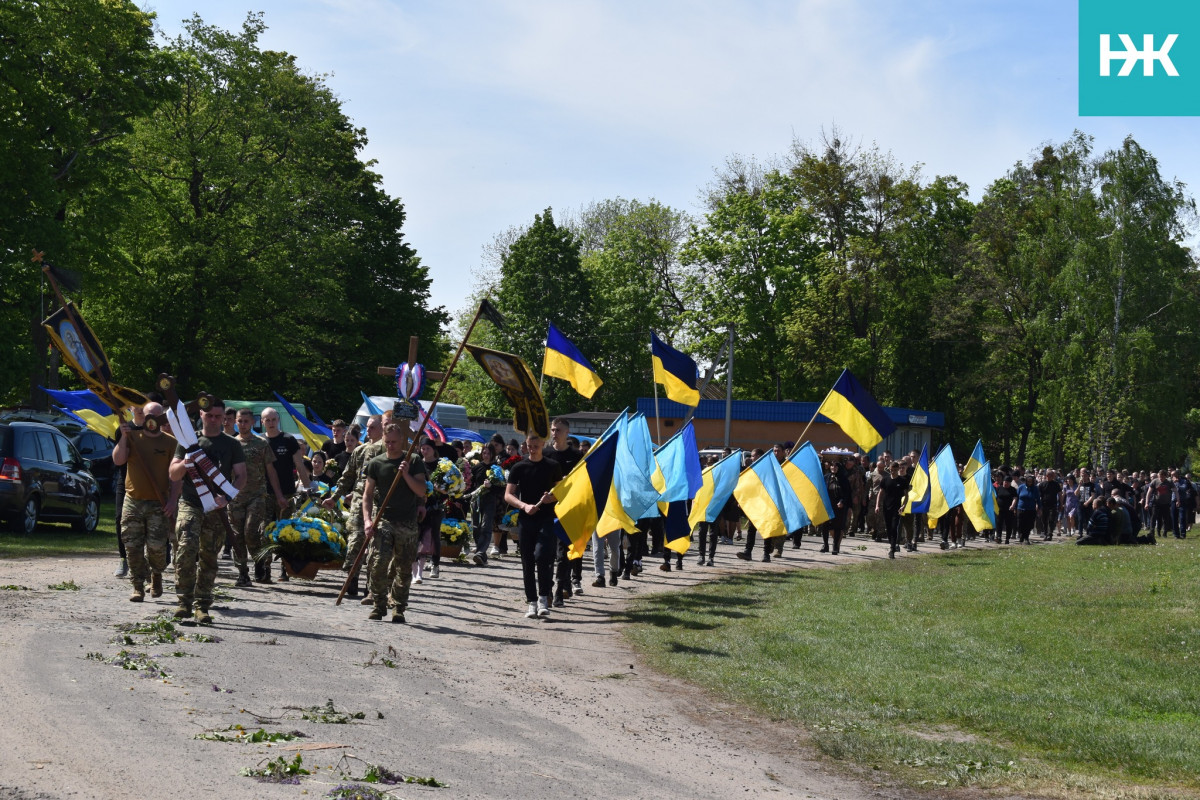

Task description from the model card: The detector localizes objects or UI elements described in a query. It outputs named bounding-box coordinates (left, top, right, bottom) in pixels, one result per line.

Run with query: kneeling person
left=362, top=424, right=427, bottom=623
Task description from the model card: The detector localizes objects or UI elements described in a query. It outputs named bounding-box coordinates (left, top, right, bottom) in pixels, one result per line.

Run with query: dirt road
left=0, top=534, right=944, bottom=799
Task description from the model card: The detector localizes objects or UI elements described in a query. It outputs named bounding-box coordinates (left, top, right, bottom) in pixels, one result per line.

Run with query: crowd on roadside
left=109, top=398, right=1192, bottom=628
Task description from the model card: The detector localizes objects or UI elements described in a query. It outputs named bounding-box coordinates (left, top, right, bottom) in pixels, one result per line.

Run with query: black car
left=73, top=429, right=120, bottom=496
left=0, top=421, right=101, bottom=534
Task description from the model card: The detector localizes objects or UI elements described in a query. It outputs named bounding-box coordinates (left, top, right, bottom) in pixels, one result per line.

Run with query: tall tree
left=492, top=208, right=594, bottom=416
left=85, top=14, right=444, bottom=415
left=0, top=0, right=169, bottom=405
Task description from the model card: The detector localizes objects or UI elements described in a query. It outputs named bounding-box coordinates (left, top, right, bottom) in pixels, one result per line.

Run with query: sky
left=143, top=1, right=1200, bottom=315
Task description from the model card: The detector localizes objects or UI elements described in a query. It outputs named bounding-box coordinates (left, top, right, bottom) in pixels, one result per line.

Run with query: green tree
left=85, top=14, right=444, bottom=415
left=491, top=208, right=594, bottom=416
left=0, top=0, right=169, bottom=404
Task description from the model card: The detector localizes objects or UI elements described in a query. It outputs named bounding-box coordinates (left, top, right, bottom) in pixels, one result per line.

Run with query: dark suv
left=0, top=421, right=101, bottom=534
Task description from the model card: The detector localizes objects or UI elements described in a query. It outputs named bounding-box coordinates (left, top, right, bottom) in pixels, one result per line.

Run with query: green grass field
left=0, top=498, right=120, bottom=559
left=623, top=537, right=1200, bottom=797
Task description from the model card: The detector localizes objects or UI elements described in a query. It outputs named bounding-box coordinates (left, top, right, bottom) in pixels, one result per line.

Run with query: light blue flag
left=653, top=422, right=703, bottom=503
left=596, top=412, right=660, bottom=535
left=624, top=413, right=661, bottom=520
left=360, top=391, right=385, bottom=416
left=928, top=444, right=966, bottom=519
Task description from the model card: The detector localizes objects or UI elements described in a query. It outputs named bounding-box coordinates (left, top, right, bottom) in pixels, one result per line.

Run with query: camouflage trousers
left=343, top=496, right=370, bottom=577
left=120, top=497, right=169, bottom=582
left=367, top=518, right=418, bottom=616
left=228, top=494, right=268, bottom=568
left=174, top=504, right=225, bottom=610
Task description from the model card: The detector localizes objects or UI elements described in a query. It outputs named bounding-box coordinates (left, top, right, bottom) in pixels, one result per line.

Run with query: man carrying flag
left=505, top=432, right=563, bottom=619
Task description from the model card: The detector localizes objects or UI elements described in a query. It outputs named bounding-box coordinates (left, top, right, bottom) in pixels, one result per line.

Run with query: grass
left=0, top=498, right=121, bottom=558
left=623, top=535, right=1200, bottom=796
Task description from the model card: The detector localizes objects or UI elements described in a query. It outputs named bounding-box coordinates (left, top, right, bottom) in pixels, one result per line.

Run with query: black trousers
left=518, top=514, right=557, bottom=602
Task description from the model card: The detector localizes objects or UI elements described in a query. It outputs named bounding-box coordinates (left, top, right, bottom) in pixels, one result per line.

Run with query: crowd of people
left=109, top=398, right=1191, bottom=627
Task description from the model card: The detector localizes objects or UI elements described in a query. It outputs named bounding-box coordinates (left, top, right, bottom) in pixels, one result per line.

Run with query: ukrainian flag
left=40, top=386, right=121, bottom=438
left=597, top=413, right=658, bottom=535
left=552, top=430, right=619, bottom=553
left=815, top=369, right=896, bottom=452
left=963, top=439, right=986, bottom=479
left=733, top=453, right=806, bottom=539
left=962, top=461, right=996, bottom=532
left=653, top=423, right=703, bottom=553
left=273, top=392, right=331, bottom=453
left=650, top=331, right=699, bottom=407
left=781, top=442, right=833, bottom=526
left=927, top=444, right=966, bottom=521
left=688, top=449, right=744, bottom=529
left=902, top=444, right=930, bottom=515
left=543, top=323, right=603, bottom=399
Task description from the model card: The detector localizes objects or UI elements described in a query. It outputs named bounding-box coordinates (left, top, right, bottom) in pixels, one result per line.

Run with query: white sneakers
left=525, top=602, right=538, bottom=619
left=536, top=596, right=551, bottom=617
left=487, top=546, right=500, bottom=556
left=431, top=565, right=440, bottom=578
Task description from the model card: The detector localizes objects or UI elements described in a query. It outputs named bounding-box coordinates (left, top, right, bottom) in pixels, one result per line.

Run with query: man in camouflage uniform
left=231, top=407, right=283, bottom=585
left=362, top=423, right=427, bottom=623
left=169, top=398, right=246, bottom=625
left=325, top=414, right=384, bottom=598
left=112, top=401, right=180, bottom=602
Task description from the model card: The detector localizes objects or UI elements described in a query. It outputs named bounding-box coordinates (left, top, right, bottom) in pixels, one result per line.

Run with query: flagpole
left=788, top=388, right=832, bottom=457
left=336, top=300, right=490, bottom=605
left=652, top=378, right=661, bottom=443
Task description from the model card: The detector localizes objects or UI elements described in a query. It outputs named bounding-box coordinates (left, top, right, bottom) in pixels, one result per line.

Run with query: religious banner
left=464, top=344, right=548, bottom=438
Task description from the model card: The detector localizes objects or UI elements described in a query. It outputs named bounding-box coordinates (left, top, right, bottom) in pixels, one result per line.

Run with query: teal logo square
left=1079, top=0, right=1200, bottom=115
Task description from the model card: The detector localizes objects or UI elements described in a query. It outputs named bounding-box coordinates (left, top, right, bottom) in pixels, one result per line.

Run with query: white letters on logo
left=1100, top=33, right=1179, bottom=76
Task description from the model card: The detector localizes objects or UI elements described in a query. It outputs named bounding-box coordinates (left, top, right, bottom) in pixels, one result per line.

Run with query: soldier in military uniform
left=231, top=407, right=284, bottom=585
left=325, top=414, right=385, bottom=598
left=112, top=402, right=181, bottom=602
left=169, top=398, right=246, bottom=625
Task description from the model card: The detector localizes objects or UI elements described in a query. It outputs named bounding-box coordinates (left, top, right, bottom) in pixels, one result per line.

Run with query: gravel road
left=0, top=533, right=953, bottom=799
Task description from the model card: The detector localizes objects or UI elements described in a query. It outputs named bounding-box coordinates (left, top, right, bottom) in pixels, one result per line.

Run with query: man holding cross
left=361, top=422, right=427, bottom=623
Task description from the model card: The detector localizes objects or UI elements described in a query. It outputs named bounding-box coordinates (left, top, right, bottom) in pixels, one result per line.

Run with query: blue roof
left=635, top=398, right=943, bottom=429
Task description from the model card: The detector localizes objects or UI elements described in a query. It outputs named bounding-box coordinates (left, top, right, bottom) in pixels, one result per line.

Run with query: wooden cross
left=376, top=335, right=444, bottom=390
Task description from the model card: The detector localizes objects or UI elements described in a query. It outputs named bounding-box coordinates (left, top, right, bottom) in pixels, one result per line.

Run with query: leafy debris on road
left=195, top=725, right=305, bottom=743
left=1, top=584, right=31, bottom=590
left=240, top=753, right=309, bottom=783
left=300, top=699, right=365, bottom=724
left=333, top=754, right=445, bottom=788
left=48, top=580, right=80, bottom=590
left=86, top=650, right=169, bottom=678
left=113, top=615, right=220, bottom=644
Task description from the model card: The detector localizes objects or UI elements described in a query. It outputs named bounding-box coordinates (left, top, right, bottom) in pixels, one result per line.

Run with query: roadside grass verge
left=622, top=537, right=1200, bottom=797
left=0, top=498, right=119, bottom=558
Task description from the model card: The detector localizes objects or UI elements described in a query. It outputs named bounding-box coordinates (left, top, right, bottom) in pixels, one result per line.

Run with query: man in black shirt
left=542, top=418, right=582, bottom=603
left=505, top=432, right=563, bottom=619
left=261, top=407, right=311, bottom=580
left=1037, top=470, right=1062, bottom=540
left=168, top=398, right=246, bottom=625
left=321, top=419, right=348, bottom=460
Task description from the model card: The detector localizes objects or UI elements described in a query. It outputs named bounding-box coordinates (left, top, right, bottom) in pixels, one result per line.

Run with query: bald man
left=112, top=402, right=182, bottom=602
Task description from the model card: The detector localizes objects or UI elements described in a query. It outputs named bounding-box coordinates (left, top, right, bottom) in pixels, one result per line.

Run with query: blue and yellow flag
left=40, top=386, right=120, bottom=438
left=596, top=413, right=659, bottom=535
left=650, top=331, right=699, bottom=407
left=733, top=453, right=805, bottom=539
left=963, top=439, right=986, bottom=479
left=962, top=461, right=996, bottom=532
left=552, top=430, right=619, bottom=553
left=543, top=323, right=603, bottom=399
left=927, top=444, right=966, bottom=521
left=815, top=369, right=896, bottom=452
left=688, top=449, right=744, bottom=529
left=654, top=423, right=703, bottom=553
left=781, top=442, right=833, bottom=526
left=273, top=392, right=331, bottom=453
left=902, top=444, right=930, bottom=515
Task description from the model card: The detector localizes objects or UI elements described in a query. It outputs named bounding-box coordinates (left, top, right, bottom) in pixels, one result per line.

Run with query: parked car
left=72, top=429, right=119, bottom=496
left=0, top=410, right=120, bottom=496
left=0, top=421, right=101, bottom=534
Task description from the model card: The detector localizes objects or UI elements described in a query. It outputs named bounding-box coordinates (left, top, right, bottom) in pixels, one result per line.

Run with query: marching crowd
left=109, top=397, right=1191, bottom=627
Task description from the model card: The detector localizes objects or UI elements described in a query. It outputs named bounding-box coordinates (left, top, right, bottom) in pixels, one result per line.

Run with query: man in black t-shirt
left=505, top=432, right=563, bottom=619
left=321, top=419, right=348, bottom=459
left=542, top=417, right=583, bottom=603
left=362, top=423, right=427, bottom=623
left=261, top=407, right=311, bottom=580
